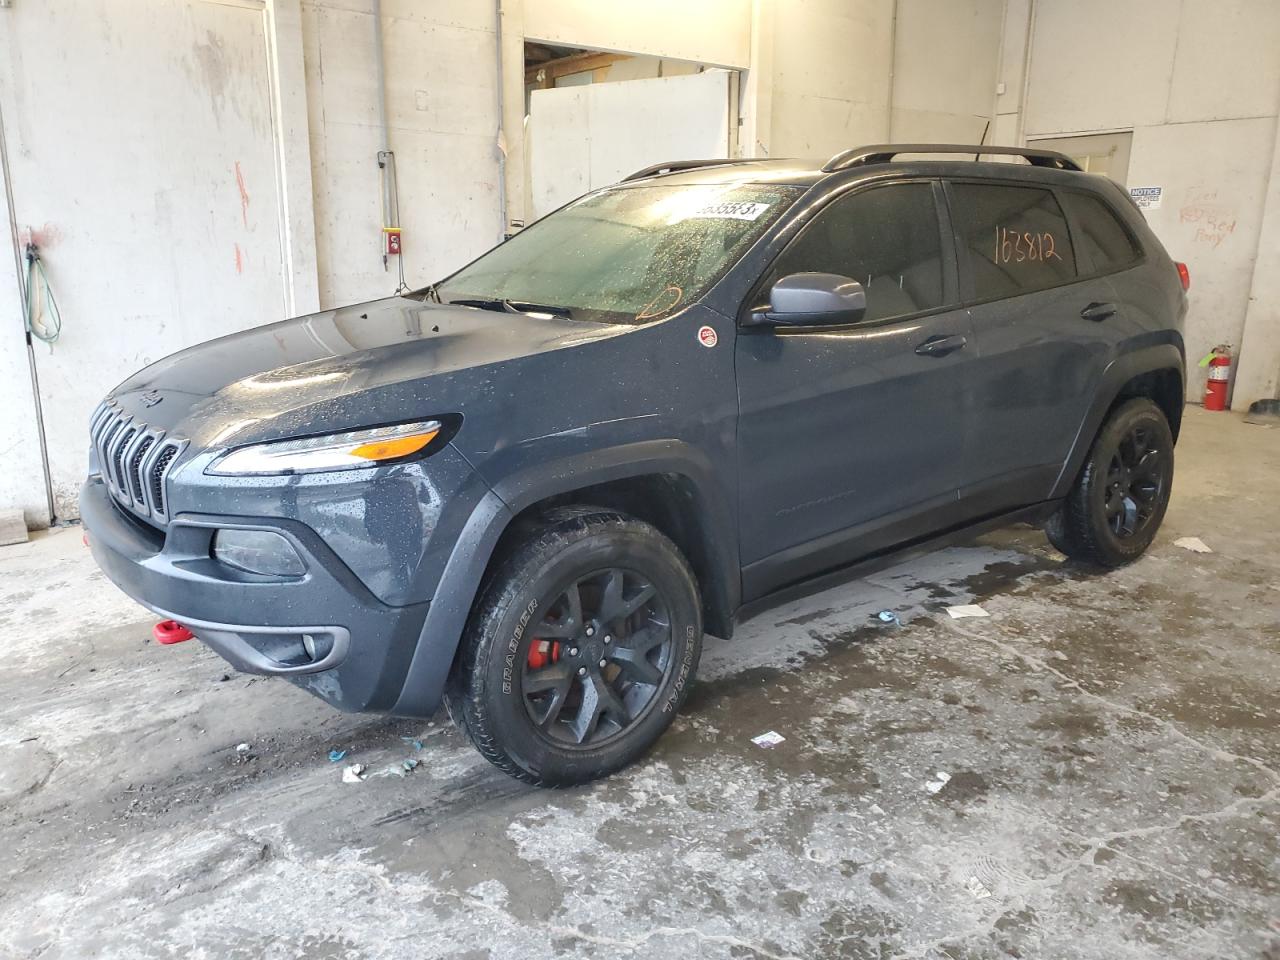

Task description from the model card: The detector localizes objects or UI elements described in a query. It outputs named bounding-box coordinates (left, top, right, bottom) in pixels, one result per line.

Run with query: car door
left=946, top=180, right=1122, bottom=516
left=735, top=180, right=975, bottom=600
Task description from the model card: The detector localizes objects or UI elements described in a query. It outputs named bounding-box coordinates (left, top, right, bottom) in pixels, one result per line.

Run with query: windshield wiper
left=448, top=298, right=574, bottom=319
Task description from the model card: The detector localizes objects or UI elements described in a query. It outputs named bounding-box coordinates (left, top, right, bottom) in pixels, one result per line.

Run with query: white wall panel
left=1025, top=0, right=1180, bottom=135
left=0, top=0, right=289, bottom=519
left=891, top=0, right=1002, bottom=143
left=524, top=0, right=751, bottom=68
left=1128, top=117, right=1277, bottom=401
left=529, top=71, right=730, bottom=218
left=767, top=0, right=894, bottom=157
left=1167, top=0, right=1280, bottom=123
left=302, top=0, right=502, bottom=308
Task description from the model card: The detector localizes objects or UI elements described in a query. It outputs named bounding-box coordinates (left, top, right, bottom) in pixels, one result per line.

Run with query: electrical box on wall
left=384, top=227, right=401, bottom=257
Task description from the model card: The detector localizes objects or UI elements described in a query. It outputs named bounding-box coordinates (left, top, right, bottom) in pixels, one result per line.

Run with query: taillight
left=1175, top=261, right=1190, bottom=291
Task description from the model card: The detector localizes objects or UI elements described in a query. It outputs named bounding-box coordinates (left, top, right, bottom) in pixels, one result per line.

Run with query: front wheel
left=445, top=507, right=702, bottom=785
left=1045, top=397, right=1174, bottom=567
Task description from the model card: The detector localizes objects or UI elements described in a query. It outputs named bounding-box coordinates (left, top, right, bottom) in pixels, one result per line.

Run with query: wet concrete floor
left=1, top=406, right=1277, bottom=959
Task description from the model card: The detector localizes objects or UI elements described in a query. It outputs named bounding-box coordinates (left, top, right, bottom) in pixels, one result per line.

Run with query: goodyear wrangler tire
left=445, top=506, right=702, bottom=786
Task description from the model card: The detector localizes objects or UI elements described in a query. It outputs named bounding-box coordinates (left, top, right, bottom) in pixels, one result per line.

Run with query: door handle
left=914, top=334, right=967, bottom=357
left=1081, top=301, right=1116, bottom=322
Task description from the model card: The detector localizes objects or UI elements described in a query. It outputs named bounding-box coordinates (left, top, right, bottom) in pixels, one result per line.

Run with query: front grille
left=89, top=401, right=187, bottom=525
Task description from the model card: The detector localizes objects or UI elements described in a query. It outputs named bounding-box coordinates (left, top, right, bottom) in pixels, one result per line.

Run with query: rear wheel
left=1045, top=398, right=1174, bottom=567
left=445, top=507, right=702, bottom=785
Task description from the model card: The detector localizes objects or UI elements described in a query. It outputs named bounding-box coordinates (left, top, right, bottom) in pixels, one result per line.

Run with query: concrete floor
left=1, top=406, right=1277, bottom=960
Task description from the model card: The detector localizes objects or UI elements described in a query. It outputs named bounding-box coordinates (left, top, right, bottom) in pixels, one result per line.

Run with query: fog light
left=213, top=529, right=305, bottom=577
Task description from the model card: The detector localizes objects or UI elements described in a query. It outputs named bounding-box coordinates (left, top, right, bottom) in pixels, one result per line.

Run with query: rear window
left=1060, top=191, right=1141, bottom=275
left=950, top=183, right=1076, bottom=301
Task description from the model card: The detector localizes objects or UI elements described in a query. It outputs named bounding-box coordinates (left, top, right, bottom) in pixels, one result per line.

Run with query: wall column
left=1232, top=107, right=1280, bottom=409
left=266, top=0, right=320, bottom=316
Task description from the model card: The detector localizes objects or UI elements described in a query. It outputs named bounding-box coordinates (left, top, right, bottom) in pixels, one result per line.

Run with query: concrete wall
left=0, top=0, right=305, bottom=523
left=5, top=0, right=1278, bottom=526
left=890, top=0, right=1002, bottom=144
left=0, top=148, right=48, bottom=527
left=1004, top=0, right=1280, bottom=409
left=301, top=0, right=503, bottom=309
left=745, top=0, right=1003, bottom=161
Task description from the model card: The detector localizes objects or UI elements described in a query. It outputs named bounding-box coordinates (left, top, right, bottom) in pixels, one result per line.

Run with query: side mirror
left=754, top=272, right=866, bottom=327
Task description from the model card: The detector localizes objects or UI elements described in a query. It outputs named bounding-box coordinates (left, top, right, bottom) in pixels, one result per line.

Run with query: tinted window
left=766, top=183, right=945, bottom=323
left=950, top=183, right=1076, bottom=300
left=1060, top=191, right=1140, bottom=274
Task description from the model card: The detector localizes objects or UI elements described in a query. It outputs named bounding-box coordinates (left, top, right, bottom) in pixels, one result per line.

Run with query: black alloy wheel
left=521, top=567, right=672, bottom=746
left=1103, top=423, right=1167, bottom=540
left=446, top=506, right=702, bottom=785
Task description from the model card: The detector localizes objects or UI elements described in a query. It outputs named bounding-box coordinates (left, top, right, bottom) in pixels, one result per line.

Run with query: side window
left=950, top=183, right=1076, bottom=300
left=765, top=183, right=945, bottom=323
left=1059, top=191, right=1140, bottom=275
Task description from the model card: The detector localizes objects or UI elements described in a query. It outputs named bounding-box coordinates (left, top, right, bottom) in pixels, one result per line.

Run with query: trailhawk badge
left=697, top=325, right=718, bottom=348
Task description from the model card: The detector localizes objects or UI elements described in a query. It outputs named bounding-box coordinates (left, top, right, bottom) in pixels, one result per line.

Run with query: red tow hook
left=153, top=620, right=194, bottom=645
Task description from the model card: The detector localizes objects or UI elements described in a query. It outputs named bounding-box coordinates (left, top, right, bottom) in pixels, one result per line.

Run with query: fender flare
left=1049, top=342, right=1185, bottom=499
left=390, top=439, right=738, bottom=717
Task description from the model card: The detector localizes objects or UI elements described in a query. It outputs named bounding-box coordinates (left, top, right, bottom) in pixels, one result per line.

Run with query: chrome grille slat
left=127, top=434, right=155, bottom=504
left=111, top=426, right=137, bottom=497
left=88, top=401, right=186, bottom=526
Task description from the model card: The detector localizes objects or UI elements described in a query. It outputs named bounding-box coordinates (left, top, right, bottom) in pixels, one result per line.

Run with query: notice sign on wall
left=1129, top=186, right=1163, bottom=209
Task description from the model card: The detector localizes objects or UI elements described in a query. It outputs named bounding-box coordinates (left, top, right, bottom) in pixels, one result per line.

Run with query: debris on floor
left=341, top=763, right=367, bottom=783
left=400, top=736, right=424, bottom=750
left=925, top=771, right=952, bottom=794
left=965, top=875, right=994, bottom=900
left=751, top=730, right=786, bottom=748
left=877, top=610, right=901, bottom=626
left=370, top=757, right=422, bottom=779
left=1173, top=536, right=1213, bottom=553
left=946, top=604, right=989, bottom=619
left=234, top=742, right=254, bottom=763
left=328, top=749, right=347, bottom=763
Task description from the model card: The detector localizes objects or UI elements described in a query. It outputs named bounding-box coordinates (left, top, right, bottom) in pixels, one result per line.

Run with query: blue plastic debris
left=877, top=610, right=900, bottom=626
left=400, top=737, right=423, bottom=751
left=402, top=758, right=420, bottom=772
left=328, top=749, right=347, bottom=763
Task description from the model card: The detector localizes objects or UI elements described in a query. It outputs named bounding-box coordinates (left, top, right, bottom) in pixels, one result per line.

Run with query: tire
left=445, top=506, right=702, bottom=786
left=1045, top=397, right=1174, bottom=568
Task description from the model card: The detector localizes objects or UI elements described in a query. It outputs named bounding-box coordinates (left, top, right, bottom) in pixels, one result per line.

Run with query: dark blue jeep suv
left=82, top=144, right=1187, bottom=784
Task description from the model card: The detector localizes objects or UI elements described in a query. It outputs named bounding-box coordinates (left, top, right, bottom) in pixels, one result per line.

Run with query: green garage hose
left=23, top=242, right=61, bottom=345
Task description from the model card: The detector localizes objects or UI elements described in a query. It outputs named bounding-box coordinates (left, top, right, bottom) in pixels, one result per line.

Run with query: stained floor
left=1, top=406, right=1277, bottom=959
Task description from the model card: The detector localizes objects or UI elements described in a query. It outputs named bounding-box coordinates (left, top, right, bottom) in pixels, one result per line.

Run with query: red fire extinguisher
left=1201, top=345, right=1232, bottom=411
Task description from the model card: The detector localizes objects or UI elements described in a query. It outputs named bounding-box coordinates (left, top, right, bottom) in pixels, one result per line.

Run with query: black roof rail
left=622, top=158, right=769, bottom=182
left=822, top=143, right=1082, bottom=173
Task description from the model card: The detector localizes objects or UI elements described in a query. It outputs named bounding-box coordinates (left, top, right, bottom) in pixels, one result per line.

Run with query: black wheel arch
left=391, top=441, right=739, bottom=719
left=487, top=453, right=739, bottom=640
left=1051, top=342, right=1185, bottom=500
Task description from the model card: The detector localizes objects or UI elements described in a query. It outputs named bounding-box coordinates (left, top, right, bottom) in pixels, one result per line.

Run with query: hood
left=109, top=297, right=620, bottom=448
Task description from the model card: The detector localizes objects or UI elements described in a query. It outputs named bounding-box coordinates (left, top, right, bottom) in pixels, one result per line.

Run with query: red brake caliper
left=527, top=638, right=561, bottom=670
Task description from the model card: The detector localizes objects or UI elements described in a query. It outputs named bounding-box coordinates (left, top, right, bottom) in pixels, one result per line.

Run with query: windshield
left=433, top=182, right=802, bottom=324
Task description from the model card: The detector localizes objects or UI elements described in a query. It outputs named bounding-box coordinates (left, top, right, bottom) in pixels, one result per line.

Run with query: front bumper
left=80, top=476, right=431, bottom=713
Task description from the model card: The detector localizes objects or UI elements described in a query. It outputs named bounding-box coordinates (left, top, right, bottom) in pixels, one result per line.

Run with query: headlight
left=208, top=420, right=442, bottom=476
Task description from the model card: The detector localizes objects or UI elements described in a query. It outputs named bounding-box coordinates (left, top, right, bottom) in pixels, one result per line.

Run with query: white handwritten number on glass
left=994, top=227, right=1063, bottom=264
